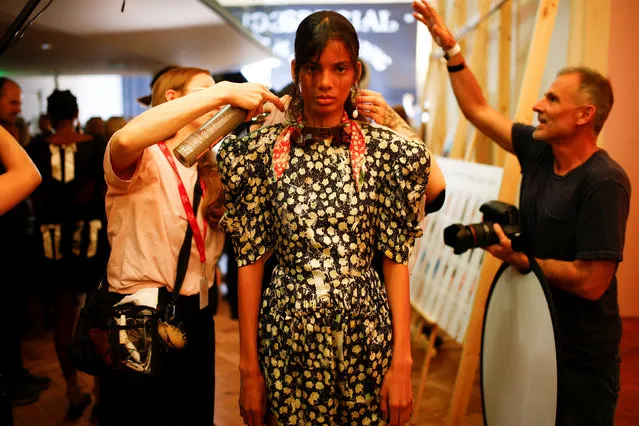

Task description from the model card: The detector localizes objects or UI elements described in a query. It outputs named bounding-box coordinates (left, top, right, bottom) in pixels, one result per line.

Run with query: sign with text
left=227, top=4, right=417, bottom=106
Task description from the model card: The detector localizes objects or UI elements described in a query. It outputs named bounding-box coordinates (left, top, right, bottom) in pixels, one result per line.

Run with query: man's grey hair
left=557, top=66, right=614, bottom=135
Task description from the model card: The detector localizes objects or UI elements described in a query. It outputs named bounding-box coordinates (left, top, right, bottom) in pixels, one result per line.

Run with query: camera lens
left=444, top=224, right=474, bottom=254
left=468, top=222, right=500, bottom=249
left=443, top=222, right=500, bottom=254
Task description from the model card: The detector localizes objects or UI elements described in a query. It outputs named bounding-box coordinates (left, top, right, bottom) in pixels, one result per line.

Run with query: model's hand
left=380, top=361, right=414, bottom=425
left=355, top=89, right=392, bottom=125
left=216, top=82, right=285, bottom=121
left=412, top=1, right=457, bottom=50
left=485, top=224, right=530, bottom=272
left=239, top=368, right=267, bottom=426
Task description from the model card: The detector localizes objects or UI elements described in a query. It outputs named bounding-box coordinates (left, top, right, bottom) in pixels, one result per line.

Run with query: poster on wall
left=227, top=4, right=417, bottom=107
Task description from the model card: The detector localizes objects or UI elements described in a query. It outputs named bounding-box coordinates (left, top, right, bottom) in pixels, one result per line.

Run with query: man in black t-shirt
left=413, top=2, right=631, bottom=425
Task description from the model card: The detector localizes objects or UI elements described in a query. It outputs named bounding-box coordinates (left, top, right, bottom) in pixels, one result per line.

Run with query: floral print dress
left=218, top=121, right=430, bottom=425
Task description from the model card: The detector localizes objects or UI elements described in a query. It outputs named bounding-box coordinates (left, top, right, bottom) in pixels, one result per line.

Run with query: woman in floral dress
left=218, top=11, right=430, bottom=426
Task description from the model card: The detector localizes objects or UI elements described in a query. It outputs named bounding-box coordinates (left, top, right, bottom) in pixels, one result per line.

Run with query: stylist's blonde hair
left=151, top=67, right=225, bottom=228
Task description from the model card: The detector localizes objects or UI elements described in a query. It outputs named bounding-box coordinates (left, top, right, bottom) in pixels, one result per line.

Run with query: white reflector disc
left=481, top=262, right=558, bottom=426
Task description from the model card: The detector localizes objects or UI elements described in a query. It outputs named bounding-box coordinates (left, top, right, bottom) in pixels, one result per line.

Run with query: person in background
left=0, top=78, right=28, bottom=145
left=29, top=89, right=107, bottom=420
left=413, top=2, right=630, bottom=425
left=84, top=116, right=106, bottom=139
left=99, top=66, right=282, bottom=426
left=0, top=121, right=42, bottom=426
left=0, top=77, right=51, bottom=408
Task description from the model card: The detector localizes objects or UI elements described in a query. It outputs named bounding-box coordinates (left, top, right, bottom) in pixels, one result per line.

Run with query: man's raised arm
left=412, top=0, right=514, bottom=154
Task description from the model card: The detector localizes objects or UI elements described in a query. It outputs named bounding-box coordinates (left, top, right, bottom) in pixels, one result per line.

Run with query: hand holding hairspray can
left=173, top=105, right=247, bottom=167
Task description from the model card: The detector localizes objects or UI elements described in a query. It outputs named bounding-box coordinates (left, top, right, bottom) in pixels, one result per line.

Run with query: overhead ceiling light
left=40, top=42, right=53, bottom=50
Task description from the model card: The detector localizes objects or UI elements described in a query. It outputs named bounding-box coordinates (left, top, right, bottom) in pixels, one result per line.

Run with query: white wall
left=606, top=0, right=639, bottom=317
left=11, top=74, right=123, bottom=133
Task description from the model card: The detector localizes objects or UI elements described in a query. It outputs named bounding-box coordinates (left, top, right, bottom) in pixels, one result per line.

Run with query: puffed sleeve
left=217, top=127, right=278, bottom=267
left=376, top=137, right=431, bottom=264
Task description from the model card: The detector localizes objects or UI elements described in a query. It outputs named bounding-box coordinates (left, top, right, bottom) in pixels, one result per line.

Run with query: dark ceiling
left=0, top=0, right=274, bottom=75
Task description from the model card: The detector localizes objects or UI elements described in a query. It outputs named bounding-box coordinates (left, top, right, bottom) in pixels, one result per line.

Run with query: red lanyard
left=158, top=142, right=207, bottom=264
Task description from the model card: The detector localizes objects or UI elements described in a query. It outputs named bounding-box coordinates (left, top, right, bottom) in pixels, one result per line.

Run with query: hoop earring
left=351, top=83, right=359, bottom=119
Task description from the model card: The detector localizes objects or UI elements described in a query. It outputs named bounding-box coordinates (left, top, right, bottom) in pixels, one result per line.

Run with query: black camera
left=443, top=200, right=524, bottom=255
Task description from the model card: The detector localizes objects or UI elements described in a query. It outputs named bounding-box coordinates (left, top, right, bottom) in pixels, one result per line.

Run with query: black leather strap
left=170, top=178, right=203, bottom=306
left=293, top=125, right=349, bottom=146
left=447, top=62, right=466, bottom=73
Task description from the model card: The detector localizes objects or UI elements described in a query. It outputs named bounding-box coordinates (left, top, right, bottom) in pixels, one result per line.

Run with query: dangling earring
left=351, top=83, right=359, bottom=119
left=294, top=81, right=304, bottom=119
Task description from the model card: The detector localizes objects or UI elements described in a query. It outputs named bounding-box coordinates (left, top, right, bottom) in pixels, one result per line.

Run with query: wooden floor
left=12, top=299, right=639, bottom=426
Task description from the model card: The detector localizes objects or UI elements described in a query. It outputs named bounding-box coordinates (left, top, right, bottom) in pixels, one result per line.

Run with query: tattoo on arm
left=383, top=107, right=422, bottom=144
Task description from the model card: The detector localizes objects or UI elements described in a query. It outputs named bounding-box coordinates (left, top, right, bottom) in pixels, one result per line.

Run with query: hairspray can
left=173, top=105, right=247, bottom=167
